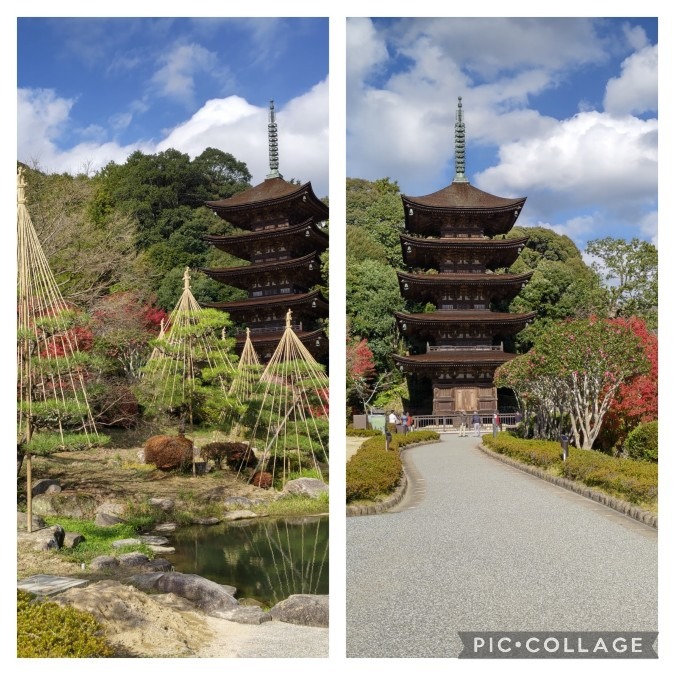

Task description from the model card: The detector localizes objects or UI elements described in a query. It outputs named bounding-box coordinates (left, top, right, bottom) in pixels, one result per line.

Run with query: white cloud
left=604, top=44, right=658, bottom=116
left=347, top=18, right=389, bottom=85
left=476, top=111, right=657, bottom=213
left=17, top=88, right=74, bottom=166
left=151, top=43, right=218, bottom=105
left=17, top=81, right=328, bottom=196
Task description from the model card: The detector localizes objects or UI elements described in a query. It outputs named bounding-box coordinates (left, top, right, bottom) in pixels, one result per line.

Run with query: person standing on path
left=401, top=411, right=409, bottom=434
left=472, top=411, right=481, bottom=436
left=459, top=410, right=467, bottom=436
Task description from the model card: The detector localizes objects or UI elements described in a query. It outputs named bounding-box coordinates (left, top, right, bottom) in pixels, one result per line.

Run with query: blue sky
left=347, top=17, right=658, bottom=253
left=17, top=18, right=329, bottom=196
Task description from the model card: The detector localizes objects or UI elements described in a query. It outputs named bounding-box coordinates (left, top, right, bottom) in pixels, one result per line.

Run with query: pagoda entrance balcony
left=235, top=322, right=304, bottom=336
left=426, top=342, right=504, bottom=353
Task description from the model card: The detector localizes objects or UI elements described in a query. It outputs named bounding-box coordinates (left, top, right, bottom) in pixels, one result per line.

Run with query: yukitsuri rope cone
left=222, top=328, right=262, bottom=439
left=143, top=267, right=237, bottom=427
left=17, top=167, right=100, bottom=532
left=242, top=310, right=329, bottom=487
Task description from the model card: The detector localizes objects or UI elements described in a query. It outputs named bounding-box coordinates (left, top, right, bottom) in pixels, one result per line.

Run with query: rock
left=224, top=510, right=258, bottom=521
left=137, top=449, right=145, bottom=463
left=118, top=552, right=150, bottom=567
left=18, top=524, right=65, bottom=552
left=126, top=572, right=239, bottom=615
left=220, top=584, right=237, bottom=597
left=94, top=501, right=126, bottom=527
left=283, top=478, right=328, bottom=499
left=90, top=555, right=119, bottom=570
left=153, top=522, right=178, bottom=533
left=191, top=516, right=221, bottom=526
left=139, top=535, right=170, bottom=546
left=269, top=594, right=329, bottom=628
left=31, top=479, right=61, bottom=497
left=216, top=606, right=271, bottom=625
left=238, top=597, right=263, bottom=608
left=148, top=545, right=176, bottom=555
left=223, top=496, right=253, bottom=508
left=63, top=532, right=85, bottom=548
left=149, top=497, right=175, bottom=511
left=17, top=511, right=46, bottom=531
left=32, top=494, right=96, bottom=519
left=112, top=538, right=142, bottom=549
left=141, top=558, right=173, bottom=572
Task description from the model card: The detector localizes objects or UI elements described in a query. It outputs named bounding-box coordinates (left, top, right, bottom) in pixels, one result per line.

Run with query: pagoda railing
left=426, top=342, right=503, bottom=353
left=235, top=323, right=303, bottom=336
left=412, top=412, right=519, bottom=432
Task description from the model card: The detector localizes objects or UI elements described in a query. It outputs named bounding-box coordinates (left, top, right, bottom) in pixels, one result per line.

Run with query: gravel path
left=346, top=435, right=657, bottom=658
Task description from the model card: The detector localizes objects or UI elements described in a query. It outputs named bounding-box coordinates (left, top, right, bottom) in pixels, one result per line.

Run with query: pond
left=168, top=515, right=328, bottom=606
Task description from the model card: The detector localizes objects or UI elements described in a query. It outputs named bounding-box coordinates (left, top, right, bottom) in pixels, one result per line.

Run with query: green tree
left=346, top=258, right=406, bottom=372
left=347, top=177, right=404, bottom=267
left=586, top=237, right=657, bottom=327
left=499, top=318, right=649, bottom=449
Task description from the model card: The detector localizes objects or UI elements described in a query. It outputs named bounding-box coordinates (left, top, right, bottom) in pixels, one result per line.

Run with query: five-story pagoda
left=393, top=98, right=535, bottom=415
left=201, top=101, right=328, bottom=361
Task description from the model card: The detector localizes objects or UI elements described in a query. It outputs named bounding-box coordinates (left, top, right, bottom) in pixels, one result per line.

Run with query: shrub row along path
left=346, top=434, right=657, bottom=657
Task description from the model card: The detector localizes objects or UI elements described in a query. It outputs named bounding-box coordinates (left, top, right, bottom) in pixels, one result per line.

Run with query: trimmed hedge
left=624, top=421, right=658, bottom=463
left=346, top=427, right=381, bottom=438
left=483, top=433, right=657, bottom=506
left=562, top=448, right=657, bottom=504
left=482, top=434, right=562, bottom=468
left=346, top=430, right=439, bottom=502
left=17, top=590, right=114, bottom=658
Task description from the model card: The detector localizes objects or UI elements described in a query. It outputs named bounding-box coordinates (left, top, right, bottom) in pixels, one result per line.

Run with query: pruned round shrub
left=624, top=421, right=658, bottom=463
left=251, top=471, right=273, bottom=488
left=143, top=435, right=193, bottom=470
left=17, top=590, right=114, bottom=658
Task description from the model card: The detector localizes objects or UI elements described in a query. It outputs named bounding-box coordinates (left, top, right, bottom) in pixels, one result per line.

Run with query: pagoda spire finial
left=453, top=96, right=468, bottom=183
left=266, top=99, right=282, bottom=179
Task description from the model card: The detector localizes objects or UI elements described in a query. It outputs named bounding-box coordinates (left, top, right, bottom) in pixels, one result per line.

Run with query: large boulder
left=224, top=510, right=258, bottom=521
left=32, top=493, right=96, bottom=519
left=216, top=606, right=271, bottom=624
left=149, top=497, right=175, bottom=511
left=17, top=511, right=46, bottom=531
left=269, top=594, right=329, bottom=627
left=126, top=572, right=238, bottom=615
left=63, top=532, right=85, bottom=549
left=118, top=552, right=150, bottom=567
left=17, top=524, right=65, bottom=552
left=90, top=555, right=120, bottom=570
left=95, top=501, right=126, bottom=527
left=112, top=538, right=142, bottom=549
left=31, top=479, right=61, bottom=497
left=283, top=478, right=328, bottom=499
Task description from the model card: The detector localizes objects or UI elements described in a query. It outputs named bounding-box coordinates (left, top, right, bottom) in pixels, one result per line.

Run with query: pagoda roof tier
left=203, top=290, right=328, bottom=319
left=400, top=233, right=529, bottom=270
left=402, top=183, right=525, bottom=237
left=201, top=251, right=323, bottom=290
left=203, top=219, right=328, bottom=261
left=395, top=310, right=536, bottom=337
left=236, top=328, right=328, bottom=357
left=206, top=178, right=328, bottom=227
left=393, top=351, right=517, bottom=371
left=397, top=270, right=532, bottom=295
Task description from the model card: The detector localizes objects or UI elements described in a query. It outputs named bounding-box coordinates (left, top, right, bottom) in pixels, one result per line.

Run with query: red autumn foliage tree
left=596, top=316, right=657, bottom=452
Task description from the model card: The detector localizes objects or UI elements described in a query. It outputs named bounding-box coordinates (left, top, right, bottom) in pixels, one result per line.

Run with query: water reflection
left=169, top=515, right=328, bottom=605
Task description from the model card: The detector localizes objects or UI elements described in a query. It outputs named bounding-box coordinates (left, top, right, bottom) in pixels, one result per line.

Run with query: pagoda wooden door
left=456, top=388, right=478, bottom=412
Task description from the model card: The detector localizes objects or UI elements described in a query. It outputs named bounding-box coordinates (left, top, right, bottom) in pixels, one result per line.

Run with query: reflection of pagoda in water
left=201, top=101, right=329, bottom=362
left=394, top=98, right=535, bottom=415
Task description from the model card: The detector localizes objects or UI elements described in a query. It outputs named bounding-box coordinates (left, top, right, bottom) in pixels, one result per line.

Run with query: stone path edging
left=479, top=443, right=658, bottom=529
left=346, top=439, right=440, bottom=517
